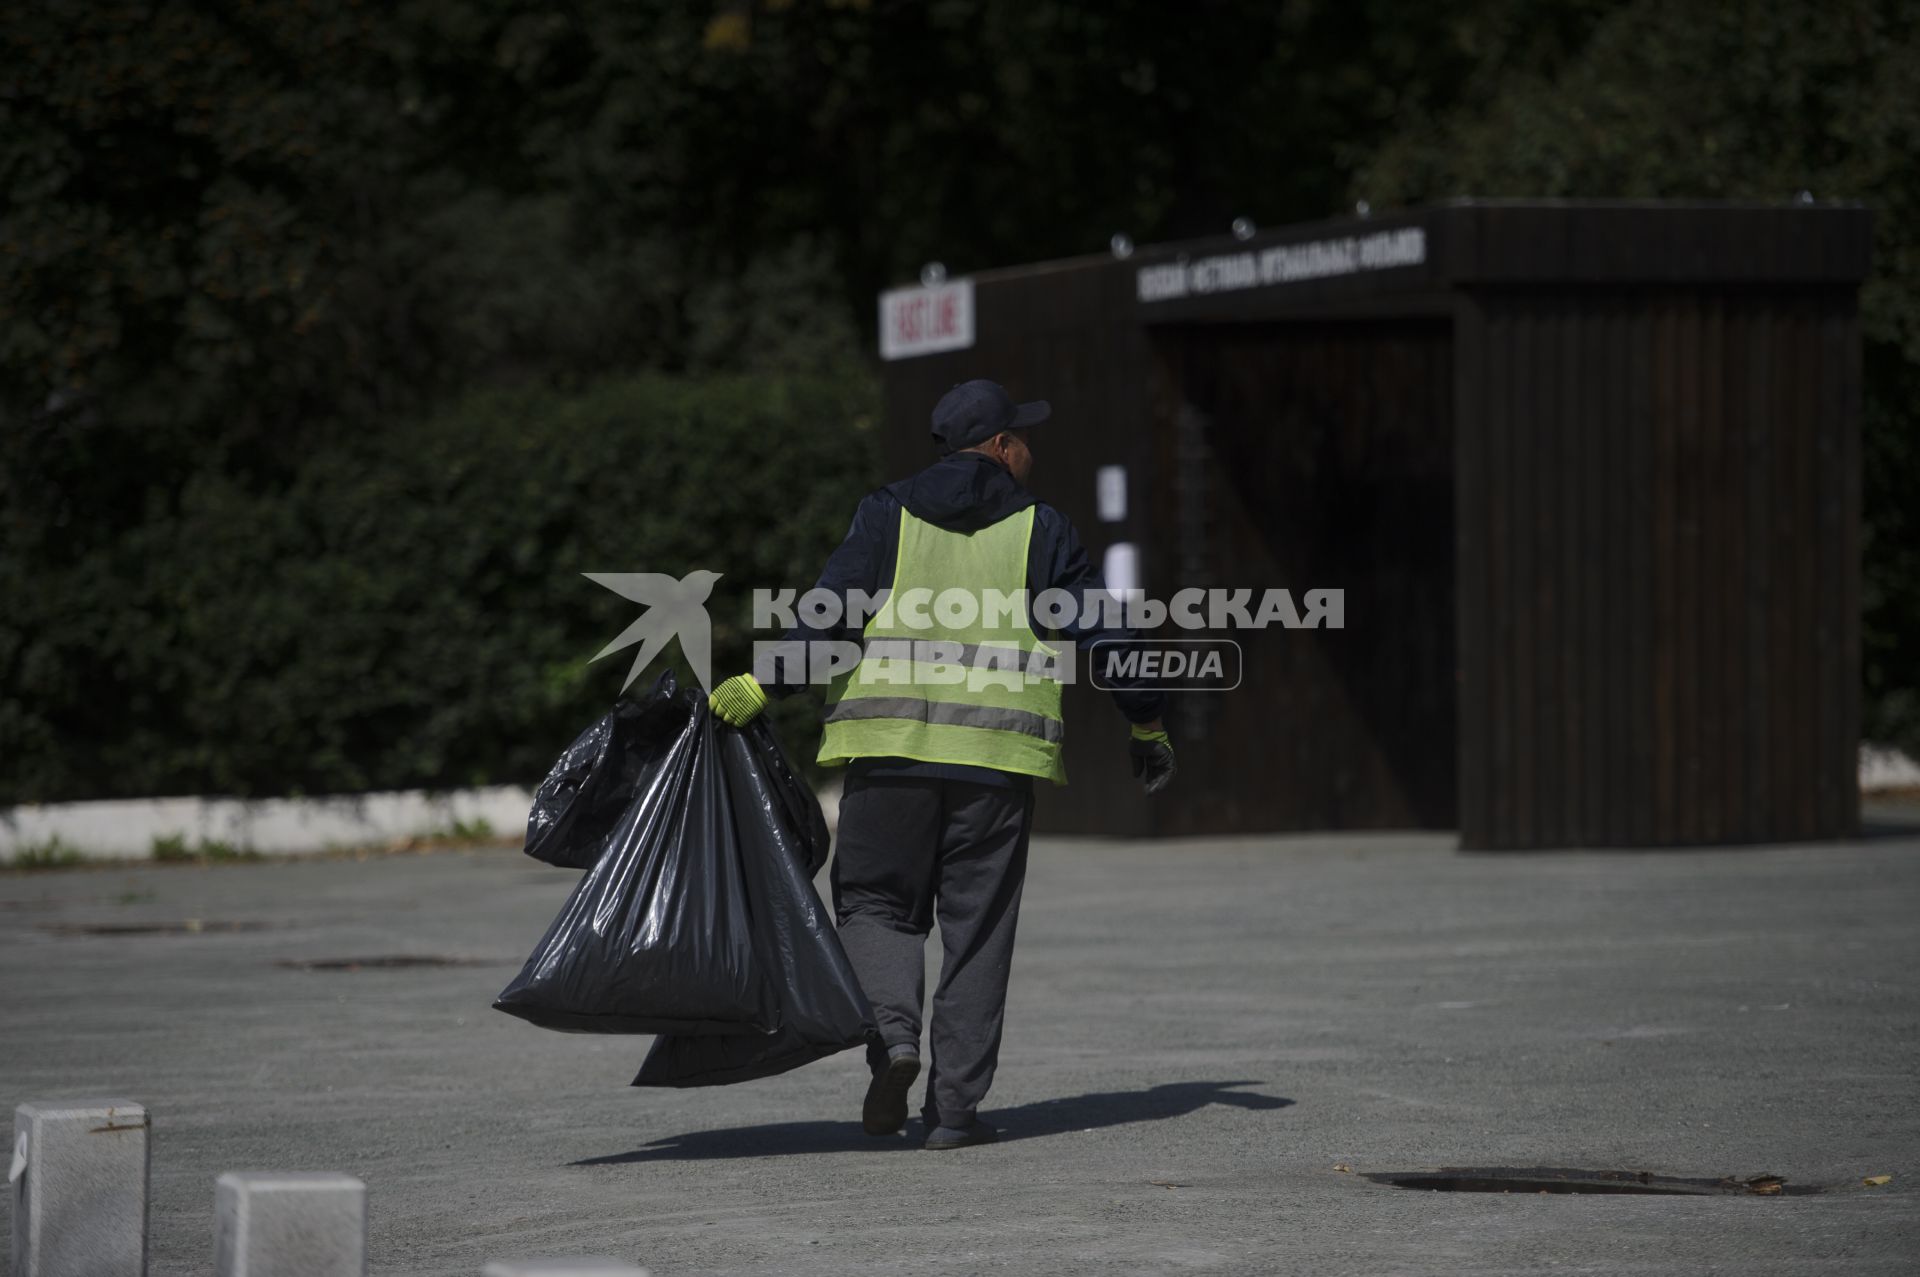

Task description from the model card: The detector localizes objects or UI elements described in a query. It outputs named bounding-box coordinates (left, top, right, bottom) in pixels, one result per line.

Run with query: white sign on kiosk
left=878, top=279, right=975, bottom=361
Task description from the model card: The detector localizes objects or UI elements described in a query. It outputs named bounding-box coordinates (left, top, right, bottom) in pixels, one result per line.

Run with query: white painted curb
left=2, top=776, right=845, bottom=866
left=0, top=786, right=532, bottom=863
left=1861, top=744, right=1920, bottom=792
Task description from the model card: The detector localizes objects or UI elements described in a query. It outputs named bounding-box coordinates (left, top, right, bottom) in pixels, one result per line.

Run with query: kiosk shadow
left=574, top=1080, right=1293, bottom=1164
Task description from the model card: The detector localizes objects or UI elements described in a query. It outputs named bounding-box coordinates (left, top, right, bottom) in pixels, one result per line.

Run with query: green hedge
left=0, top=372, right=879, bottom=804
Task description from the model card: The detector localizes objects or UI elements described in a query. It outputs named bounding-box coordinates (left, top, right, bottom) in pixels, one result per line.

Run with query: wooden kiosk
left=876, top=201, right=1870, bottom=849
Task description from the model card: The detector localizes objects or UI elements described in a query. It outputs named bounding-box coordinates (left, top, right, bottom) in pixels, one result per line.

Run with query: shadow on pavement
left=574, top=1079, right=1293, bottom=1164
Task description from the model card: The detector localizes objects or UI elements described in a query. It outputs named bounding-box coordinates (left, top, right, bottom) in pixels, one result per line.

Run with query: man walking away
left=708, top=379, right=1175, bottom=1149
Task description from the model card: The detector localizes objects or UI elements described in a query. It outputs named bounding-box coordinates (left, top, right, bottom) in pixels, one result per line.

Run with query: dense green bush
left=0, top=372, right=878, bottom=803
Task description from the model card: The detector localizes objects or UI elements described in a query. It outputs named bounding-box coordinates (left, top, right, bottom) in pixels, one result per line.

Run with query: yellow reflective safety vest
left=819, top=507, right=1066, bottom=784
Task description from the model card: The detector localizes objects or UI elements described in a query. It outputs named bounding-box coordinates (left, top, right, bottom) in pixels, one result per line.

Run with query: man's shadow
left=573, top=1080, right=1293, bottom=1164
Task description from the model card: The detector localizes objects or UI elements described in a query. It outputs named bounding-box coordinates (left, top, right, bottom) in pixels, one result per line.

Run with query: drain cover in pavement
left=1364, top=1167, right=1811, bottom=1196
left=275, top=955, right=503, bottom=971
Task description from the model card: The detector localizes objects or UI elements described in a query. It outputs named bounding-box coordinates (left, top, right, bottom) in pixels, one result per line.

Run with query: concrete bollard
left=215, top=1172, right=367, bottom=1277
left=11, top=1099, right=151, bottom=1277
left=482, top=1262, right=650, bottom=1277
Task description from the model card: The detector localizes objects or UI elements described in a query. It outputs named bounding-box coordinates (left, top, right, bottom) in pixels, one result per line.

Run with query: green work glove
left=1129, top=724, right=1176, bottom=795
left=708, top=673, right=767, bottom=727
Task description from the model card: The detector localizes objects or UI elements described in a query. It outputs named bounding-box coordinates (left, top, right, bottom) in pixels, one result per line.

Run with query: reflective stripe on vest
left=819, top=506, right=1067, bottom=784
left=824, top=695, right=1066, bottom=745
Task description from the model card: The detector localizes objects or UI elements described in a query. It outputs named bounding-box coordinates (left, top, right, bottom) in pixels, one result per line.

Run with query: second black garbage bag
left=494, top=672, right=875, bottom=1086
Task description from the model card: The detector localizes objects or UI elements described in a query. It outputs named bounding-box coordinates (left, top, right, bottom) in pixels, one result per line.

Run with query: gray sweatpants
left=830, top=773, right=1036, bottom=1129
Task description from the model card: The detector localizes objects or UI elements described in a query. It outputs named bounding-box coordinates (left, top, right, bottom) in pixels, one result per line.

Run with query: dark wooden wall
left=876, top=203, right=1869, bottom=846
left=1454, top=287, right=1862, bottom=848
left=1149, top=320, right=1457, bottom=833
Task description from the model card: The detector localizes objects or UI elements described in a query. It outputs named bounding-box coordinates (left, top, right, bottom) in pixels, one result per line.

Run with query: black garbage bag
left=494, top=672, right=873, bottom=1085
left=520, top=696, right=662, bottom=872
left=632, top=721, right=866, bottom=1087
left=520, top=676, right=829, bottom=876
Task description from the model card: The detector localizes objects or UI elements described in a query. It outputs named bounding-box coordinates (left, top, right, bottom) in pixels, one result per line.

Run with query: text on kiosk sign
left=1136, top=227, right=1426, bottom=303
left=879, top=279, right=976, bottom=361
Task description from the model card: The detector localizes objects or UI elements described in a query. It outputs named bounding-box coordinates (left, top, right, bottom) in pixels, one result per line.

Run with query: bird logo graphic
left=585, top=569, right=723, bottom=692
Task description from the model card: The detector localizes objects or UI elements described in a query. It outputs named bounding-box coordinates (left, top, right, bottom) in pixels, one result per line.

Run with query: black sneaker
left=861, top=1052, right=921, bottom=1136
left=923, top=1117, right=999, bottom=1151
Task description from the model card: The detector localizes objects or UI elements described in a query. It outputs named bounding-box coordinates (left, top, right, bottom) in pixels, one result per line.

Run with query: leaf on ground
left=1863, top=1174, right=1892, bottom=1187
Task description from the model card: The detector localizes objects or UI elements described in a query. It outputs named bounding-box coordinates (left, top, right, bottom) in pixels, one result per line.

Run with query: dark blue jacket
left=769, top=451, right=1166, bottom=786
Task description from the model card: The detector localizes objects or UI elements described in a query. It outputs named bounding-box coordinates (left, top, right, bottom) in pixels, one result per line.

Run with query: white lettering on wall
left=1136, top=227, right=1425, bottom=304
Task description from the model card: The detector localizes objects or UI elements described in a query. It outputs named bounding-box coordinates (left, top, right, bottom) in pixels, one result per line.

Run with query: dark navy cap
left=930, top=379, right=1051, bottom=453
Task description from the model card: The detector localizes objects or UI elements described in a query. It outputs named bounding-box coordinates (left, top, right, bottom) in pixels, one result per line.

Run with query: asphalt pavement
left=2, top=828, right=1915, bottom=1275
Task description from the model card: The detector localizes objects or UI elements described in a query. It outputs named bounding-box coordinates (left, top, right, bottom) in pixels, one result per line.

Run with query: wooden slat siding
left=1681, top=293, right=1708, bottom=845
left=1839, top=298, right=1864, bottom=839
left=1629, top=296, right=1656, bottom=845
left=1541, top=301, right=1566, bottom=847
left=1793, top=294, right=1822, bottom=841
left=1685, top=291, right=1709, bottom=844
left=1725, top=297, right=1751, bottom=842
left=1744, top=304, right=1773, bottom=841
left=1533, top=297, right=1557, bottom=846
left=1768, top=300, right=1799, bottom=842
left=1650, top=296, right=1678, bottom=844
left=1761, top=302, right=1788, bottom=840
left=1284, top=333, right=1319, bottom=830
left=1816, top=298, right=1844, bottom=837
left=1429, top=327, right=1460, bottom=825
left=1559, top=302, right=1584, bottom=846
left=1697, top=293, right=1728, bottom=841
left=1350, top=328, right=1375, bottom=823
left=1720, top=299, right=1748, bottom=843
left=1483, top=303, right=1514, bottom=848
left=1700, top=295, right=1728, bottom=844
left=1725, top=295, right=1749, bottom=842
left=1561, top=305, right=1585, bottom=845
left=1618, top=298, right=1642, bottom=847
left=1432, top=331, right=1461, bottom=827
left=1791, top=295, right=1819, bottom=841
left=1615, top=295, right=1640, bottom=844
left=1509, top=299, right=1537, bottom=848
left=1546, top=298, right=1563, bottom=845
left=1774, top=293, right=1804, bottom=841
left=1530, top=301, right=1556, bottom=847
left=1659, top=293, right=1686, bottom=846
left=1455, top=297, right=1490, bottom=847
left=1524, top=297, right=1540, bottom=849
left=1597, top=299, right=1612, bottom=844
left=1584, top=302, right=1611, bottom=845
left=1595, top=299, right=1620, bottom=845
left=1537, top=300, right=1563, bottom=847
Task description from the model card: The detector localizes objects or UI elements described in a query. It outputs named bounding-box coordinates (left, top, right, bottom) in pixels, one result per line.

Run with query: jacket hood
left=886, top=451, right=1036, bottom=533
